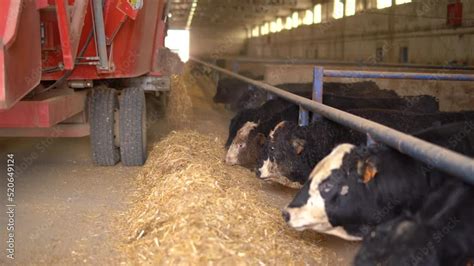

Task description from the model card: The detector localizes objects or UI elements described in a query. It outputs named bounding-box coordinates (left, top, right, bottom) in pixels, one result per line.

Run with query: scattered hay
left=166, top=75, right=192, bottom=128
left=118, top=131, right=324, bottom=265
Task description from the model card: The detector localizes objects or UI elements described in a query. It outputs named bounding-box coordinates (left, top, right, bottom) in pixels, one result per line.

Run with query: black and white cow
left=354, top=180, right=474, bottom=266
left=257, top=111, right=474, bottom=187
left=225, top=104, right=299, bottom=169
left=282, top=120, right=474, bottom=240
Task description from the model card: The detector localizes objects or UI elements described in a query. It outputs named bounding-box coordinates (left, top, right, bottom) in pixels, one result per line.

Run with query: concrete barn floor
left=0, top=71, right=359, bottom=265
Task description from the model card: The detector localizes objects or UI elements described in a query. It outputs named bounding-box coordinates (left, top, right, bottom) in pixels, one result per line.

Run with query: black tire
left=120, top=87, right=147, bottom=166
left=89, top=87, right=120, bottom=166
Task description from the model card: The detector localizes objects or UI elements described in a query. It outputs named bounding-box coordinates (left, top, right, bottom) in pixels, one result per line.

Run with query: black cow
left=233, top=86, right=268, bottom=111
left=217, top=80, right=390, bottom=113
left=226, top=93, right=439, bottom=150
left=213, top=78, right=252, bottom=105
left=277, top=82, right=437, bottom=113
left=257, top=111, right=474, bottom=187
left=278, top=81, right=397, bottom=98
left=213, top=74, right=267, bottom=111
left=276, top=82, right=439, bottom=114
left=282, top=120, right=474, bottom=240
left=323, top=94, right=438, bottom=113
left=354, top=180, right=474, bottom=266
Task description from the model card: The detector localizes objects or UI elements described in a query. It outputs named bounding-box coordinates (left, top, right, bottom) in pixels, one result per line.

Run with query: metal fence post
left=232, top=60, right=240, bottom=73
left=312, top=66, right=324, bottom=122
left=299, top=106, right=309, bottom=126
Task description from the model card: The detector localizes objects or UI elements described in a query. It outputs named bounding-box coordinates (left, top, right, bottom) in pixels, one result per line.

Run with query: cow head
left=256, top=121, right=305, bottom=188
left=282, top=144, right=362, bottom=240
left=225, top=121, right=265, bottom=168
left=282, top=143, right=429, bottom=241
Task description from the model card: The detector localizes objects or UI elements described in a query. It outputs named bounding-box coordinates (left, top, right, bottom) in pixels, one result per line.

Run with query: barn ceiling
left=168, top=0, right=315, bottom=30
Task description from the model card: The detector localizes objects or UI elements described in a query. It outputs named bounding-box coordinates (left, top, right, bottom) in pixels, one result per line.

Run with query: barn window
left=345, top=0, right=356, bottom=16
left=165, top=30, right=189, bottom=62
left=314, top=4, right=322, bottom=23
left=396, top=0, right=412, bottom=4
left=377, top=0, right=392, bottom=9
left=285, top=16, right=293, bottom=30
left=333, top=0, right=344, bottom=19
left=399, top=47, right=409, bottom=63
left=252, top=26, right=260, bottom=37
left=261, top=22, right=269, bottom=35
left=303, top=10, right=314, bottom=25
left=376, top=47, right=384, bottom=62
left=276, top=18, right=283, bottom=32
left=292, top=12, right=300, bottom=28
left=270, top=22, right=277, bottom=33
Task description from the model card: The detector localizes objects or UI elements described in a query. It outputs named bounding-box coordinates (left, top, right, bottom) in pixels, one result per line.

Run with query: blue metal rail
left=324, top=70, right=474, bottom=81
left=191, top=57, right=474, bottom=185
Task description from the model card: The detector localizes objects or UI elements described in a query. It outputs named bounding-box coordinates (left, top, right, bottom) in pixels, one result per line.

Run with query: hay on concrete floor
left=118, top=131, right=324, bottom=265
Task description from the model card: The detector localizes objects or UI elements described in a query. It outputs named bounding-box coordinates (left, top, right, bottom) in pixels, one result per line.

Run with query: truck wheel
left=120, top=87, right=147, bottom=166
left=89, top=87, right=120, bottom=166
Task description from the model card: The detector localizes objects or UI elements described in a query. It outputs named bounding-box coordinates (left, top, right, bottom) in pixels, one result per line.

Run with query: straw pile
left=118, top=131, right=324, bottom=265
left=165, top=75, right=193, bottom=128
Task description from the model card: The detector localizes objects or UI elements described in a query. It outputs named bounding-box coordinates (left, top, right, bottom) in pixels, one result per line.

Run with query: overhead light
left=186, top=0, right=198, bottom=29
left=168, top=13, right=172, bottom=18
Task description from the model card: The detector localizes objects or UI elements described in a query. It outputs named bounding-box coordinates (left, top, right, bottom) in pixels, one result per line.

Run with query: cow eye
left=320, top=182, right=334, bottom=193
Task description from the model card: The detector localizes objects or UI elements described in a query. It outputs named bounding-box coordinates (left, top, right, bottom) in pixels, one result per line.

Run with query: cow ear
left=256, top=133, right=266, bottom=145
left=362, top=160, right=378, bottom=183
left=291, top=138, right=306, bottom=155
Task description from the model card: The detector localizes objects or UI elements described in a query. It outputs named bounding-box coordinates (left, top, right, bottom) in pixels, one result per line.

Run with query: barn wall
left=190, top=27, right=247, bottom=58
left=247, top=0, right=474, bottom=66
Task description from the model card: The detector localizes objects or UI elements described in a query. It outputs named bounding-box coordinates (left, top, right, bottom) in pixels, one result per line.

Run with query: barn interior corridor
left=0, top=66, right=359, bottom=265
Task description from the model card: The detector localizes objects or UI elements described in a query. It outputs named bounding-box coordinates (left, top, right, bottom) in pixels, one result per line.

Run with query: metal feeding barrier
left=191, top=57, right=474, bottom=184
left=303, top=67, right=474, bottom=124
left=221, top=56, right=474, bottom=71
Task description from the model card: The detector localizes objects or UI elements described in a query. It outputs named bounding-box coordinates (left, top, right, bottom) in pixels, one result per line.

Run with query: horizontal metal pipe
left=324, top=70, right=474, bottom=81
left=191, top=57, right=474, bottom=184
left=219, top=56, right=474, bottom=71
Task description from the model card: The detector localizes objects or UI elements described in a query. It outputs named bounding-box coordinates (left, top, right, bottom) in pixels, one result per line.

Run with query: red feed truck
left=0, top=0, right=179, bottom=166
